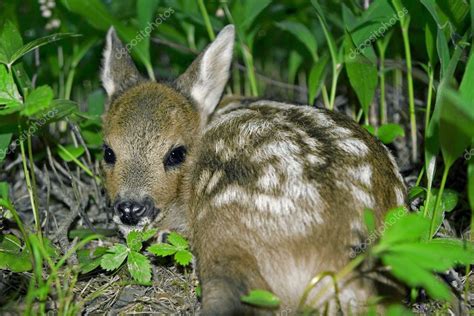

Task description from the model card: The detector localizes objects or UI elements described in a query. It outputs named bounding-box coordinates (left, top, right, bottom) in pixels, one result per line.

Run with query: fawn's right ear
left=101, top=27, right=144, bottom=101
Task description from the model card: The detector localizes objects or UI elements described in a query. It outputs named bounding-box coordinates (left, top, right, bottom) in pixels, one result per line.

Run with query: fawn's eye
left=103, top=144, right=116, bottom=165
left=164, top=146, right=187, bottom=169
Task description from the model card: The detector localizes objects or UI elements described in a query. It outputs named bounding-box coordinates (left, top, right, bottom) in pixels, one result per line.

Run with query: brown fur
left=100, top=26, right=407, bottom=314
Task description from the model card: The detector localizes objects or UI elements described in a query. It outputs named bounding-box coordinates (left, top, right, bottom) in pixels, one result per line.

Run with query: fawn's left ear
left=101, top=27, right=145, bottom=100
left=175, top=25, right=235, bottom=125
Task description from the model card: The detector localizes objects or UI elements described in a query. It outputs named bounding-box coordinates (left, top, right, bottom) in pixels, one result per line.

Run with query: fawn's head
left=100, top=26, right=234, bottom=235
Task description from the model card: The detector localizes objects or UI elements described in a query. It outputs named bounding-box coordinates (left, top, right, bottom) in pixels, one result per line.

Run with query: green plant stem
left=222, top=3, right=258, bottom=96
left=64, top=67, right=76, bottom=100
left=429, top=165, right=450, bottom=238
left=377, top=42, right=387, bottom=124
left=328, top=65, right=339, bottom=111
left=19, top=127, right=42, bottom=242
left=424, top=66, right=434, bottom=134
left=57, top=144, right=99, bottom=181
left=198, top=0, right=215, bottom=40
left=298, top=254, right=365, bottom=309
left=321, top=84, right=330, bottom=108
left=400, top=17, right=417, bottom=163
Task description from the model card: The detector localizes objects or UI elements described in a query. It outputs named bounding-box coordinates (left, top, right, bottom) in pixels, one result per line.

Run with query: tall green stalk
left=429, top=165, right=450, bottom=238
left=399, top=15, right=418, bottom=163
left=222, top=3, right=258, bottom=96
left=197, top=0, right=215, bottom=40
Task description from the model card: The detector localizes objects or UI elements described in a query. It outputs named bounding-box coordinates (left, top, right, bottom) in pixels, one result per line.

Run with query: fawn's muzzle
left=114, top=197, right=154, bottom=226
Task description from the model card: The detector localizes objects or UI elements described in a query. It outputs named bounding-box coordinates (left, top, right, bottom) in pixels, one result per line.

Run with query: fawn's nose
left=114, top=199, right=147, bottom=226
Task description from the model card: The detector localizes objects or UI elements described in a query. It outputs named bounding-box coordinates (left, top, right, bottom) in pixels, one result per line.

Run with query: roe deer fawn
left=100, top=25, right=406, bottom=314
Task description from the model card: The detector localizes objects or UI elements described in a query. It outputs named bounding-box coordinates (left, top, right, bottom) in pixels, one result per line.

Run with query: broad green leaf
left=383, top=253, right=451, bottom=300
left=100, top=243, right=128, bottom=271
left=377, top=124, right=405, bottom=144
left=35, top=99, right=76, bottom=121
left=78, top=247, right=107, bottom=274
left=468, top=147, right=474, bottom=211
left=142, top=228, right=158, bottom=242
left=22, top=86, right=54, bottom=116
left=288, top=51, right=303, bottom=86
left=0, top=249, right=32, bottom=272
left=344, top=34, right=378, bottom=119
left=167, top=232, right=188, bottom=249
left=87, top=90, right=105, bottom=116
left=436, top=29, right=450, bottom=78
left=127, top=230, right=143, bottom=252
left=127, top=251, right=151, bottom=284
left=421, top=189, right=459, bottom=235
left=460, top=50, right=474, bottom=102
left=375, top=209, right=429, bottom=251
left=174, top=250, right=192, bottom=266
left=439, top=88, right=474, bottom=167
left=57, top=144, right=85, bottom=162
left=0, top=64, right=22, bottom=110
left=232, top=0, right=272, bottom=32
left=0, top=234, right=22, bottom=253
left=241, top=289, right=280, bottom=309
left=424, top=22, right=437, bottom=65
left=363, top=125, right=376, bottom=136
left=0, top=20, right=23, bottom=64
left=276, top=22, right=317, bottom=62
left=408, top=186, right=426, bottom=201
left=307, top=55, right=329, bottom=104
left=0, top=133, right=12, bottom=162
left=147, top=243, right=177, bottom=257
left=61, top=0, right=154, bottom=78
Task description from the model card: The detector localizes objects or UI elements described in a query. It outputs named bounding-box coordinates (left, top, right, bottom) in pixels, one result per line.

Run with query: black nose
left=114, top=200, right=147, bottom=226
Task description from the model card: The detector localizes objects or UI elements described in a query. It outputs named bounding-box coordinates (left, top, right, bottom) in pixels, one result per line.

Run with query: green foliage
left=147, top=232, right=193, bottom=266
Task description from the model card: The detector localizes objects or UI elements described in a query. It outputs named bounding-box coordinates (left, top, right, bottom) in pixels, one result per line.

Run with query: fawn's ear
left=175, top=25, right=235, bottom=125
left=101, top=27, right=145, bottom=100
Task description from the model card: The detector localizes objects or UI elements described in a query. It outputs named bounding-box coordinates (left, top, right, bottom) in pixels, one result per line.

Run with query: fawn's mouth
left=112, top=207, right=161, bottom=236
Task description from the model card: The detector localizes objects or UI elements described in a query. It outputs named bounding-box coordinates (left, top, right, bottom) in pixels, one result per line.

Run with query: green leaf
left=375, top=209, right=429, bottom=251
left=241, top=289, right=280, bottom=309
left=0, top=133, right=12, bottom=162
left=78, top=247, right=107, bottom=274
left=276, top=21, right=317, bottom=62
left=377, top=124, right=405, bottom=144
left=100, top=243, right=128, bottom=271
left=439, top=88, right=474, bottom=167
left=127, top=251, right=151, bottom=284
left=126, top=230, right=143, bottom=252
left=174, top=250, right=193, bottom=266
left=344, top=34, right=378, bottom=118
left=22, top=86, right=54, bottom=116
left=87, top=89, right=105, bottom=116
left=420, top=188, right=459, bottom=235
left=0, top=20, right=23, bottom=64
left=147, top=243, right=177, bottom=257
left=232, top=0, right=272, bottom=32
left=307, top=55, right=329, bottom=104
left=141, top=228, right=158, bottom=242
left=167, top=232, right=188, bottom=249
left=436, top=29, right=450, bottom=78
left=383, top=253, right=451, bottom=300
left=0, top=234, right=31, bottom=272
left=408, top=186, right=426, bottom=201
left=57, top=144, right=85, bottom=162
left=8, top=33, right=80, bottom=67
left=0, top=64, right=22, bottom=110
left=311, top=0, right=339, bottom=64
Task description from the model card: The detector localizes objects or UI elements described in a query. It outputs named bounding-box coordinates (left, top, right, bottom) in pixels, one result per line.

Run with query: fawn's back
left=100, top=25, right=406, bottom=314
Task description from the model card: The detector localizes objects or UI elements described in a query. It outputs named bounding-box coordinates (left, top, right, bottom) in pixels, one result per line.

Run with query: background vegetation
left=0, top=0, right=474, bottom=314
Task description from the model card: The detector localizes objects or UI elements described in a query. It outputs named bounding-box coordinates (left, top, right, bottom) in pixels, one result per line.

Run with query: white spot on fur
left=196, top=169, right=211, bottom=195
left=331, top=126, right=353, bottom=137
left=253, top=140, right=301, bottom=163
left=336, top=180, right=374, bottom=210
left=306, top=153, right=325, bottom=165
left=337, top=138, right=369, bottom=156
left=347, top=164, right=372, bottom=187
left=257, top=165, right=279, bottom=190
left=206, top=170, right=223, bottom=194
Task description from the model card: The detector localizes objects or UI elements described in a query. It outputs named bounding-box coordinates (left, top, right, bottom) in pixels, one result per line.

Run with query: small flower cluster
left=38, top=0, right=61, bottom=30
